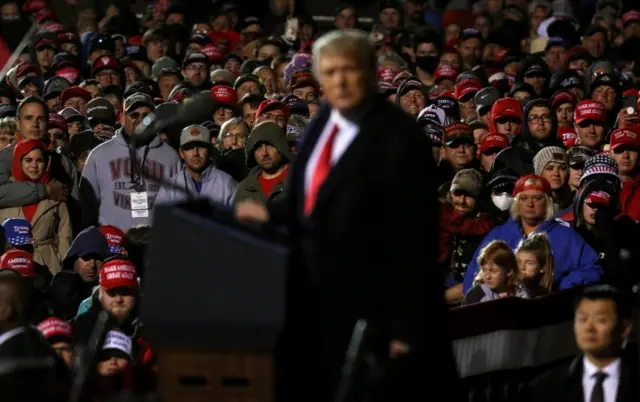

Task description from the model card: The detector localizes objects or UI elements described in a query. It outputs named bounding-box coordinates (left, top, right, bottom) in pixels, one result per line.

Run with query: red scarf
left=12, top=140, right=51, bottom=222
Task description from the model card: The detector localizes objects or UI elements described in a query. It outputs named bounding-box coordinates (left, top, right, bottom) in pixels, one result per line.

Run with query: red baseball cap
left=256, top=99, right=290, bottom=120
left=92, top=56, right=120, bottom=75
left=434, top=65, right=458, bottom=82
left=48, top=113, right=66, bottom=131
left=480, top=132, right=509, bottom=154
left=23, top=0, right=47, bottom=14
left=492, top=98, right=523, bottom=121
left=454, top=78, right=482, bottom=100
left=38, top=317, right=73, bottom=341
left=622, top=10, right=640, bottom=27
left=558, top=126, right=578, bottom=148
left=60, top=86, right=91, bottom=104
left=0, top=250, right=36, bottom=277
left=202, top=44, right=224, bottom=61
left=610, top=128, right=640, bottom=150
left=513, top=174, right=552, bottom=197
left=210, top=84, right=238, bottom=105
left=573, top=100, right=606, bottom=125
left=97, top=225, right=125, bottom=254
left=378, top=67, right=398, bottom=83
left=99, top=258, right=138, bottom=290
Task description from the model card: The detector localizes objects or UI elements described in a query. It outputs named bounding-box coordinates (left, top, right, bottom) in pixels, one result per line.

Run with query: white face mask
left=492, top=193, right=514, bottom=211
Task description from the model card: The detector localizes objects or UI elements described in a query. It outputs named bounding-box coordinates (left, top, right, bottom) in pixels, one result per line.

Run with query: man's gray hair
left=311, top=29, right=377, bottom=84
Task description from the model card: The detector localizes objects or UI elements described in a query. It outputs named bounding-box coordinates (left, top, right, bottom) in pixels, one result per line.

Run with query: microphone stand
left=68, top=310, right=111, bottom=402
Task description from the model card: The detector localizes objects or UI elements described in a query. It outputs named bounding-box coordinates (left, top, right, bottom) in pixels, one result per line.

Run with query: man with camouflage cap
left=155, top=124, right=237, bottom=207
left=81, top=92, right=180, bottom=230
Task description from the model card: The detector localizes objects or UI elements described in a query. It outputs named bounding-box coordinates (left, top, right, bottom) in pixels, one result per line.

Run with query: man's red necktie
left=304, top=124, right=339, bottom=215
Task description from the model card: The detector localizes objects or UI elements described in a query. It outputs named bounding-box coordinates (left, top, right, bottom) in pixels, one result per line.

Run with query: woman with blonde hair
left=463, top=240, right=529, bottom=305
left=516, top=233, right=555, bottom=297
left=217, top=117, right=249, bottom=152
left=0, top=117, right=17, bottom=148
left=463, top=174, right=602, bottom=293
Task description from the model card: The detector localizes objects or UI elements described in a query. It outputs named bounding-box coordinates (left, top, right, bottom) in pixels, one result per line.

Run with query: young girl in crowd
left=463, top=240, right=529, bottom=304
left=515, top=234, right=555, bottom=297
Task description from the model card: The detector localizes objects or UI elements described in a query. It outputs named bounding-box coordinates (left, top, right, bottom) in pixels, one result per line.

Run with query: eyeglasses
left=527, top=114, right=551, bottom=123
left=96, top=71, right=117, bottom=78
left=222, top=132, right=247, bottom=141
left=127, top=111, right=150, bottom=120
left=261, top=112, right=286, bottom=124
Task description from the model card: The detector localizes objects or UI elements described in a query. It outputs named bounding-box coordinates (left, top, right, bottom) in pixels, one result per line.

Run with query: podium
left=141, top=199, right=289, bottom=402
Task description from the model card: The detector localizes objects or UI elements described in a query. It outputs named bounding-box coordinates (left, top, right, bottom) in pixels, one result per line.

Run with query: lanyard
left=130, top=145, right=150, bottom=191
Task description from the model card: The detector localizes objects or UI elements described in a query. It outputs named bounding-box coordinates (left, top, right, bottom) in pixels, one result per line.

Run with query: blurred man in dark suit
left=0, top=273, right=70, bottom=402
left=527, top=285, right=638, bottom=402
left=236, top=29, right=461, bottom=402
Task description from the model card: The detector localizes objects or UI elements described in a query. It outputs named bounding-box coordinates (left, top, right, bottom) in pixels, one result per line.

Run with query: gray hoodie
left=154, top=163, right=238, bottom=208
left=80, top=128, right=180, bottom=231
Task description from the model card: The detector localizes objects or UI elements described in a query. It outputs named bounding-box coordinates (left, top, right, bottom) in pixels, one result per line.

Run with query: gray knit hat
left=533, top=146, right=568, bottom=175
left=450, top=169, right=484, bottom=198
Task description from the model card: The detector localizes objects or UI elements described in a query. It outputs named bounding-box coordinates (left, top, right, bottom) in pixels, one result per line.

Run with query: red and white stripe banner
left=449, top=289, right=580, bottom=378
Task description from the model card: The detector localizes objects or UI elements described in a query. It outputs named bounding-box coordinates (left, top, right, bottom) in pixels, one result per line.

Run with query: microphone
left=130, top=91, right=219, bottom=200
left=132, top=92, right=216, bottom=146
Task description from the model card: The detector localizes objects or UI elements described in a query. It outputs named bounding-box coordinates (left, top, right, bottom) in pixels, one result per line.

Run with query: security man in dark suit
left=236, top=29, right=461, bottom=402
left=527, top=285, right=638, bottom=402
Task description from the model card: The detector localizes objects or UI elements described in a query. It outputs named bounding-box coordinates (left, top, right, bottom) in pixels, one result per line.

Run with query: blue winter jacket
left=462, top=217, right=603, bottom=293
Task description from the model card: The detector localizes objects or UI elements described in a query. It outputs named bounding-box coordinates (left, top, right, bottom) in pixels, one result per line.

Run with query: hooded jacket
left=47, top=226, right=111, bottom=318
left=491, top=99, right=563, bottom=176
left=80, top=128, right=180, bottom=231
left=235, top=122, right=295, bottom=205
left=488, top=98, right=523, bottom=136
left=154, top=163, right=238, bottom=208
left=0, top=141, right=80, bottom=215
left=462, top=217, right=603, bottom=293
left=570, top=179, right=640, bottom=287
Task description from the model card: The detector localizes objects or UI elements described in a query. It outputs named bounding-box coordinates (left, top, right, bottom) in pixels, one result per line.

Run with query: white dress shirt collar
left=330, top=109, right=359, bottom=133
left=583, top=356, right=621, bottom=380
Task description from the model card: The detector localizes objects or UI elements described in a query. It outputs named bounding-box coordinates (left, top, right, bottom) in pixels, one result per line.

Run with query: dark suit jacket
left=527, top=354, right=639, bottom=402
left=272, top=96, right=461, bottom=402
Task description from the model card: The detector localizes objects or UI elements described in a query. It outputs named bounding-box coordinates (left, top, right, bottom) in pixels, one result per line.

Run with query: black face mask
left=415, top=55, right=439, bottom=74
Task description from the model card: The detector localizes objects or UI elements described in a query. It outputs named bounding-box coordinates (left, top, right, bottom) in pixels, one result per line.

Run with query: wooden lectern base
left=157, top=349, right=274, bottom=402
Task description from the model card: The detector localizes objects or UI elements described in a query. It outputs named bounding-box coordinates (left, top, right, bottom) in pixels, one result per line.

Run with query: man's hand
left=235, top=200, right=269, bottom=224
left=105, top=4, right=120, bottom=18
left=617, top=107, right=640, bottom=128
left=46, top=180, right=69, bottom=202
left=389, top=340, right=410, bottom=359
